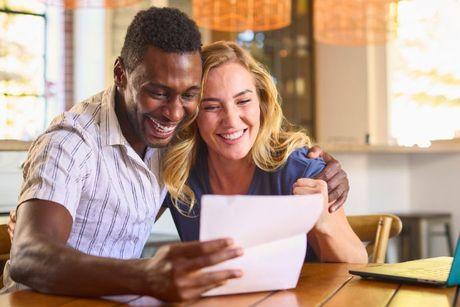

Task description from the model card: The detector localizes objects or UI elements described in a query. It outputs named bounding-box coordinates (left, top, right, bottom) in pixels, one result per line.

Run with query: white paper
left=199, top=194, right=323, bottom=296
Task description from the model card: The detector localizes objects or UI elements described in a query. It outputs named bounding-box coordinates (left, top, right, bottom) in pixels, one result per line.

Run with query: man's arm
left=307, top=146, right=349, bottom=213
left=9, top=200, right=243, bottom=301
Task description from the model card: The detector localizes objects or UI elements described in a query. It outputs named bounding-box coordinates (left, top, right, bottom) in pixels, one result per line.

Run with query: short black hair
left=120, top=7, right=202, bottom=72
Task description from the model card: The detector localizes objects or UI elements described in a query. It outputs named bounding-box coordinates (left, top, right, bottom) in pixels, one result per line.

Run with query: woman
left=163, top=41, right=367, bottom=263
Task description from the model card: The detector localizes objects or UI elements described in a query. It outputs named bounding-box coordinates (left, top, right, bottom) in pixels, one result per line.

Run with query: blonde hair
left=162, top=41, right=311, bottom=215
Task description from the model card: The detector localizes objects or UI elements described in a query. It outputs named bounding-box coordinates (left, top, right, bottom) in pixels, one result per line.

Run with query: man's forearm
left=10, top=236, right=147, bottom=297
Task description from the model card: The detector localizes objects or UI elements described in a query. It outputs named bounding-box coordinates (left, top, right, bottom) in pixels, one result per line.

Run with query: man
left=4, top=7, right=349, bottom=302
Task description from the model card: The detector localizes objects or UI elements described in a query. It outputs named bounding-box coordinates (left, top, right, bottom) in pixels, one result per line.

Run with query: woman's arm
left=293, top=178, right=368, bottom=264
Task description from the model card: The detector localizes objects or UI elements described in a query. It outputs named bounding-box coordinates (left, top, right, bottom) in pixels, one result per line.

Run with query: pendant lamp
left=192, top=0, right=291, bottom=32
left=37, top=0, right=143, bottom=9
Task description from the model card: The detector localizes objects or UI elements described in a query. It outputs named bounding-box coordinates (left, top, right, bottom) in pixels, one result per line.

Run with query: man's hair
left=120, top=7, right=202, bottom=72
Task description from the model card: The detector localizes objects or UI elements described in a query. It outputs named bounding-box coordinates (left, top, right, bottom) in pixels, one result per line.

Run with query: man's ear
left=114, top=57, right=127, bottom=89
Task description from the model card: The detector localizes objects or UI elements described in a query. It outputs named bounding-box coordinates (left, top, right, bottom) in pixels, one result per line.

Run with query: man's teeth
left=149, top=118, right=176, bottom=133
left=221, top=130, right=244, bottom=140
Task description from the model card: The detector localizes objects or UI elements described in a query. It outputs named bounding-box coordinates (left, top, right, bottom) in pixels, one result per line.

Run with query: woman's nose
left=222, top=105, right=240, bottom=126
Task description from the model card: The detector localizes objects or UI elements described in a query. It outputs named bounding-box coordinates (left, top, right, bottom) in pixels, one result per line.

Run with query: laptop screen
left=447, top=236, right=460, bottom=286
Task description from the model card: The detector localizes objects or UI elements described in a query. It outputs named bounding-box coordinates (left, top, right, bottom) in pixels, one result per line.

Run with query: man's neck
left=114, top=88, right=147, bottom=158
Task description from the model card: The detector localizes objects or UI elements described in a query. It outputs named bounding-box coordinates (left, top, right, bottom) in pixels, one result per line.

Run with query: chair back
left=0, top=224, right=11, bottom=288
left=347, top=214, right=402, bottom=263
left=0, top=224, right=11, bottom=262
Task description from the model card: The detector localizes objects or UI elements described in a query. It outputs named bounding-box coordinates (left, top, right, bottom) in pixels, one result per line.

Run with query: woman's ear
left=114, top=57, right=127, bottom=89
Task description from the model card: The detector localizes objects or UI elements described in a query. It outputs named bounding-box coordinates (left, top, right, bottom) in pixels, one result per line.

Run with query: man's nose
left=162, top=96, right=184, bottom=123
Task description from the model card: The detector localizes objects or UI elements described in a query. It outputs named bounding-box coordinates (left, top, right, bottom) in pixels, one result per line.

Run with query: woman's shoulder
left=254, top=147, right=326, bottom=195
left=282, top=147, right=326, bottom=178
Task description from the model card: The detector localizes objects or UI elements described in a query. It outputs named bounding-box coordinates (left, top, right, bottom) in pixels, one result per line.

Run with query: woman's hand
left=292, top=177, right=368, bottom=263
left=292, top=178, right=334, bottom=232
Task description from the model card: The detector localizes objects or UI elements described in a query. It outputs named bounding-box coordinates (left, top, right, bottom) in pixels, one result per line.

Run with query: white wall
left=334, top=153, right=411, bottom=215
left=333, top=151, right=459, bottom=258
left=315, top=43, right=389, bottom=145
left=73, top=9, right=106, bottom=102
left=315, top=44, right=369, bottom=144
left=409, top=154, right=460, bottom=238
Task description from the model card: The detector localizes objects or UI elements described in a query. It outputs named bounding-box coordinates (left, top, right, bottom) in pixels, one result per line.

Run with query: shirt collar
left=100, top=85, right=127, bottom=147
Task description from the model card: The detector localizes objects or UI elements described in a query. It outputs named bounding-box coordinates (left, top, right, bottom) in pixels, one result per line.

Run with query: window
left=0, top=0, right=63, bottom=141
left=389, top=0, right=460, bottom=147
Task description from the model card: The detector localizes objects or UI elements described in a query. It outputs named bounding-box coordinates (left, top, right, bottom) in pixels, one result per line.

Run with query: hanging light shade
left=192, top=0, right=291, bottom=32
left=314, top=0, right=399, bottom=46
left=37, top=0, right=143, bottom=9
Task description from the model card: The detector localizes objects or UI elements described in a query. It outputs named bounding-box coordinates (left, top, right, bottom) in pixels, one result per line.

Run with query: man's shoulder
left=58, top=91, right=105, bottom=130
left=29, top=90, right=109, bottom=156
left=42, top=90, right=108, bottom=143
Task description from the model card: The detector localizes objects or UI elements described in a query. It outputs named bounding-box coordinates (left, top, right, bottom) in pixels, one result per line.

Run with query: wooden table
left=0, top=263, right=458, bottom=306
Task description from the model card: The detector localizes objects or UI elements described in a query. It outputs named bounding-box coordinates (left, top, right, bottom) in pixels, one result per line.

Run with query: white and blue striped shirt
left=18, top=85, right=167, bottom=259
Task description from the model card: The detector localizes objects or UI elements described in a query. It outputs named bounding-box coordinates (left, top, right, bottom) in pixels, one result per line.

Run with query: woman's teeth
left=220, top=130, right=244, bottom=140
left=149, top=117, right=176, bottom=133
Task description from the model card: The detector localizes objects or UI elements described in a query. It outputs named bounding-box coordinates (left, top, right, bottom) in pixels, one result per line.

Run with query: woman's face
left=197, top=61, right=260, bottom=162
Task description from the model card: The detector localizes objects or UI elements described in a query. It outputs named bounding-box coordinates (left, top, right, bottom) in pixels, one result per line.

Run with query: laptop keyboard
left=359, top=257, right=453, bottom=282
left=393, top=266, right=450, bottom=280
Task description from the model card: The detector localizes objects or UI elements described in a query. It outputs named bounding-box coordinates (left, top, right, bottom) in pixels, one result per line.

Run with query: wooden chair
left=0, top=224, right=11, bottom=288
left=347, top=214, right=402, bottom=264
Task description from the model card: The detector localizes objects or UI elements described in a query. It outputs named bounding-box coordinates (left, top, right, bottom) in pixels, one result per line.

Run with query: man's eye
left=181, top=93, right=198, bottom=101
left=150, top=92, right=167, bottom=99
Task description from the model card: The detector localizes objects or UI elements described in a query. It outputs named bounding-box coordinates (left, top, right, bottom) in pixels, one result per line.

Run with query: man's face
left=120, top=46, right=202, bottom=148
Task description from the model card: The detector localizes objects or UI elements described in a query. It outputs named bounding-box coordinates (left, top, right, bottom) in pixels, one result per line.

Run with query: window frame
left=0, top=6, right=47, bottom=149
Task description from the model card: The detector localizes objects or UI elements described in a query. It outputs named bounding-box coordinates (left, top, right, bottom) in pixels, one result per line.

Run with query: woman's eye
left=238, top=99, right=251, bottom=105
left=203, top=105, right=219, bottom=111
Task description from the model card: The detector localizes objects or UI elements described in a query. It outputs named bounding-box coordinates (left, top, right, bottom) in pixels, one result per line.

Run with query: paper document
left=200, top=194, right=323, bottom=296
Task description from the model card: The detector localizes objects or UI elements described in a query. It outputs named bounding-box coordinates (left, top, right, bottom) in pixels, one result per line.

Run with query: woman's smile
left=217, top=128, right=248, bottom=144
left=197, top=61, right=260, bottom=162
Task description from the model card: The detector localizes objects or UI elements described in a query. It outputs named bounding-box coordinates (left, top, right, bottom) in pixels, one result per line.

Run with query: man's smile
left=144, top=115, right=178, bottom=139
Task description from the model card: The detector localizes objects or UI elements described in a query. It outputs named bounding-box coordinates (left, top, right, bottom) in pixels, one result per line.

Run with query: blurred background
left=1, top=0, right=460, bottom=261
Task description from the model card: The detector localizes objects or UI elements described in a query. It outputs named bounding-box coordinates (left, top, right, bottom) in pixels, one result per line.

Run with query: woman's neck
left=207, top=151, right=256, bottom=195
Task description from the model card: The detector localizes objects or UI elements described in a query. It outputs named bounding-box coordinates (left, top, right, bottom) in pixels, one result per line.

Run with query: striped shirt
left=17, top=85, right=166, bottom=258
left=2, top=86, right=167, bottom=292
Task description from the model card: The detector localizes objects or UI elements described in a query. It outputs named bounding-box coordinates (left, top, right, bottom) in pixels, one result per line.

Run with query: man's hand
left=9, top=200, right=243, bottom=300
left=143, top=238, right=243, bottom=301
left=307, top=145, right=349, bottom=213
left=7, top=208, right=16, bottom=242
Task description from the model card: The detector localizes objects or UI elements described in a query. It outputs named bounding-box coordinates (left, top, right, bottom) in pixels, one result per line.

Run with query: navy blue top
left=164, top=147, right=325, bottom=260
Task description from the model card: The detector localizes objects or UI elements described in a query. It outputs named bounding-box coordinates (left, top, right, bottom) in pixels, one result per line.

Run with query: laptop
left=349, top=236, right=460, bottom=286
